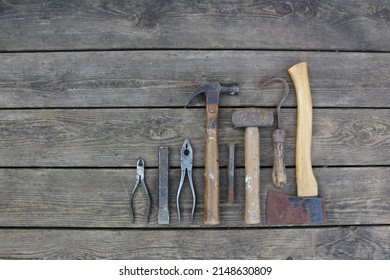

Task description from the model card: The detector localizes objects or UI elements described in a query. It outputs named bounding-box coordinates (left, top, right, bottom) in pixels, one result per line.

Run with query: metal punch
left=129, top=158, right=151, bottom=223
left=227, top=143, right=236, bottom=205
left=176, top=139, right=196, bottom=223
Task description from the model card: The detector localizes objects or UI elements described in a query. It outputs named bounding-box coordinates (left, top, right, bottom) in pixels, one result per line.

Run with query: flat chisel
left=158, top=147, right=170, bottom=224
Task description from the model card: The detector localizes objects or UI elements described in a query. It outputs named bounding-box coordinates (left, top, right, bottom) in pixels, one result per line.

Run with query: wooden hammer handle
left=204, top=103, right=220, bottom=225
left=245, top=127, right=261, bottom=224
left=288, top=62, right=318, bottom=197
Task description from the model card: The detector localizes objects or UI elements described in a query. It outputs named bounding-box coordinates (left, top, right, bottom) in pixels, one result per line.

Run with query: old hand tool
left=176, top=139, right=196, bottom=223
left=227, top=143, right=236, bottom=204
left=186, top=82, right=239, bottom=225
left=232, top=109, right=274, bottom=224
left=266, top=62, right=326, bottom=225
left=158, top=147, right=170, bottom=225
left=259, top=77, right=290, bottom=189
left=129, top=158, right=151, bottom=223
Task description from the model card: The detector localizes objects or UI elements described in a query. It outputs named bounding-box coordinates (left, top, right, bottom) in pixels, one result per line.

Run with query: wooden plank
left=0, top=226, right=388, bottom=259
left=0, top=51, right=389, bottom=108
left=0, top=167, right=388, bottom=227
left=0, top=1, right=389, bottom=52
left=0, top=108, right=388, bottom=167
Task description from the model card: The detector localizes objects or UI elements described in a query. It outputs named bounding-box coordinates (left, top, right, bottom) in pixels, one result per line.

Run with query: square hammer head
left=232, top=108, right=274, bottom=128
left=266, top=190, right=326, bottom=225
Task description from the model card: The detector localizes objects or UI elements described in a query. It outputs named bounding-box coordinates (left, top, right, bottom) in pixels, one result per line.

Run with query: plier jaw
left=176, top=139, right=196, bottom=224
left=136, top=158, right=145, bottom=181
left=181, top=139, right=193, bottom=171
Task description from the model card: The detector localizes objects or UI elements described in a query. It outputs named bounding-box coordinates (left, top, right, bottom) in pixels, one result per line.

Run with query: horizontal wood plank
left=0, top=1, right=389, bottom=51
left=0, top=167, right=388, bottom=227
left=0, top=108, right=388, bottom=167
left=0, top=226, right=388, bottom=259
left=0, top=51, right=389, bottom=108
left=1, top=0, right=389, bottom=263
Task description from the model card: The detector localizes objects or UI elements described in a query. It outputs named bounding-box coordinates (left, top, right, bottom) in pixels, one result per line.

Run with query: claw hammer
left=186, top=82, right=239, bottom=225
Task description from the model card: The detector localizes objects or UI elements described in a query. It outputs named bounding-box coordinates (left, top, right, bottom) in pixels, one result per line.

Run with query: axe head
left=266, top=190, right=325, bottom=225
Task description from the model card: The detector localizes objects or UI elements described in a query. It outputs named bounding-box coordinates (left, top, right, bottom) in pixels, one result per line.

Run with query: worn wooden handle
left=288, top=62, right=318, bottom=197
left=245, top=127, right=260, bottom=224
left=272, top=129, right=287, bottom=188
left=204, top=103, right=220, bottom=225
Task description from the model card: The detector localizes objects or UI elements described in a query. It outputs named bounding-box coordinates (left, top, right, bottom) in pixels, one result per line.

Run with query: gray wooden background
left=0, top=0, right=389, bottom=259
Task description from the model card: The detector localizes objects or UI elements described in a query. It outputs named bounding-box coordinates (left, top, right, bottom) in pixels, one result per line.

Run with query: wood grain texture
left=289, top=62, right=318, bottom=197
left=0, top=167, right=388, bottom=227
left=0, top=51, right=389, bottom=108
left=0, top=0, right=389, bottom=262
left=0, top=0, right=389, bottom=51
left=0, top=226, right=388, bottom=259
left=204, top=103, right=220, bottom=225
left=244, top=127, right=261, bottom=224
left=0, top=108, right=388, bottom=167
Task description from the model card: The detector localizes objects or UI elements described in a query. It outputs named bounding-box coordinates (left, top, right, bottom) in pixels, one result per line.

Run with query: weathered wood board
left=0, top=167, right=388, bottom=228
left=0, top=0, right=389, bottom=51
left=0, top=51, right=388, bottom=108
left=0, top=226, right=388, bottom=259
left=0, top=108, right=388, bottom=167
left=0, top=0, right=389, bottom=260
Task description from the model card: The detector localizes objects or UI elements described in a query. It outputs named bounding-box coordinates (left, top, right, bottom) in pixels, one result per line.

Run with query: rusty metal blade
left=266, top=190, right=325, bottom=225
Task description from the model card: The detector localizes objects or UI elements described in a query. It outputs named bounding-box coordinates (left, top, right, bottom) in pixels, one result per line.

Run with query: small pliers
left=176, top=139, right=196, bottom=223
left=129, top=158, right=151, bottom=223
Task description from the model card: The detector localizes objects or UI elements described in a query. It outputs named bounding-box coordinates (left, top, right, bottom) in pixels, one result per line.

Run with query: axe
left=266, top=62, right=326, bottom=225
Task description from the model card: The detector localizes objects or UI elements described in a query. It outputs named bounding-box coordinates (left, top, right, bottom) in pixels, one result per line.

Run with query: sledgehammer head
left=266, top=190, right=326, bottom=225
left=232, top=108, right=274, bottom=128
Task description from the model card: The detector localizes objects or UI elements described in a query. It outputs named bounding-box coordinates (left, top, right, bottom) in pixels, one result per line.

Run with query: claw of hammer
left=185, top=82, right=239, bottom=107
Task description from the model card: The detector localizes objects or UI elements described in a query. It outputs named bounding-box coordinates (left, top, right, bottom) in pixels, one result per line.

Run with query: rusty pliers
left=129, top=158, right=151, bottom=223
left=176, top=139, right=196, bottom=223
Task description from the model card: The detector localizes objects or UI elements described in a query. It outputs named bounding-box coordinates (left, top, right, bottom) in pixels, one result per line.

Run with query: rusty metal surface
left=266, top=190, right=326, bottom=225
left=232, top=108, right=274, bottom=128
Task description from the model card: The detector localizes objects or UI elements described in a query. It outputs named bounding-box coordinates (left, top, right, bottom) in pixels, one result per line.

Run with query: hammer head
left=232, top=108, right=274, bottom=128
left=266, top=190, right=326, bottom=225
left=186, top=82, right=239, bottom=106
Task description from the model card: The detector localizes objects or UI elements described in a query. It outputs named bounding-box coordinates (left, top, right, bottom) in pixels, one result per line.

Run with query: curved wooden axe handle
left=288, top=62, right=318, bottom=197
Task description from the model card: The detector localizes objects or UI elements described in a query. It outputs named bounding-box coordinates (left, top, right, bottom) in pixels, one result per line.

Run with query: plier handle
left=176, top=139, right=196, bottom=223
left=129, top=158, right=151, bottom=223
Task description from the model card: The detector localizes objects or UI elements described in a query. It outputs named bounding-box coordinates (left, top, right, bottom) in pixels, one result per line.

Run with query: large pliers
left=176, top=139, right=196, bottom=223
left=129, top=158, right=151, bottom=223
